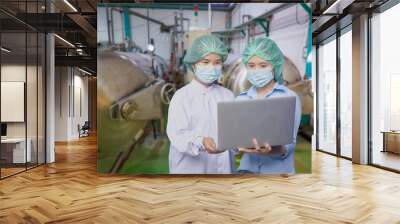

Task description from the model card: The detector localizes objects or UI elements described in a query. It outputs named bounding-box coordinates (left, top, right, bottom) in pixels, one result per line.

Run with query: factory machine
left=97, top=49, right=175, bottom=173
left=98, top=6, right=193, bottom=174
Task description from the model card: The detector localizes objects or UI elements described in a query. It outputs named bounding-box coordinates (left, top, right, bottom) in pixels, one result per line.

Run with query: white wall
left=1, top=65, right=27, bottom=139
left=98, top=4, right=309, bottom=76
left=55, top=67, right=69, bottom=141
left=230, top=3, right=285, bottom=54
left=1, top=65, right=38, bottom=137
left=55, top=67, right=89, bottom=141
left=72, top=74, right=89, bottom=138
left=1, top=63, right=46, bottom=164
left=230, top=4, right=309, bottom=77
left=98, top=7, right=228, bottom=61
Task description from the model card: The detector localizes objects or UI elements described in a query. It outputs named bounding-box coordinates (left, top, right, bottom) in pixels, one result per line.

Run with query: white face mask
left=246, top=67, right=274, bottom=88
left=194, top=65, right=222, bottom=84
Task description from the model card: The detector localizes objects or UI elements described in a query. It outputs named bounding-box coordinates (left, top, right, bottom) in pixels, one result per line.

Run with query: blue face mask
left=246, top=67, right=274, bottom=88
left=194, top=65, right=222, bottom=84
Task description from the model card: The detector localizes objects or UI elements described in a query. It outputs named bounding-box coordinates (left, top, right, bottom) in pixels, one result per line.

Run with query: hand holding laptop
left=238, top=138, right=272, bottom=155
left=202, top=137, right=220, bottom=154
left=238, top=138, right=286, bottom=156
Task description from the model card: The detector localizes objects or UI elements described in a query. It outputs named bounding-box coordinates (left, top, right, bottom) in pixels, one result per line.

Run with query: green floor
left=293, top=136, right=312, bottom=173
left=99, top=103, right=311, bottom=174
left=119, top=135, right=170, bottom=174
left=109, top=133, right=311, bottom=174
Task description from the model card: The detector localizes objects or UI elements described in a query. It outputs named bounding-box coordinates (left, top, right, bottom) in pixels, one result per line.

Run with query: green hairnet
left=183, top=35, right=228, bottom=72
left=242, top=37, right=285, bottom=82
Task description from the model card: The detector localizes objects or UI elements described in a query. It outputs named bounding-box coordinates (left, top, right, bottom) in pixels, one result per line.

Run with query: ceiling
left=312, top=0, right=390, bottom=44
left=0, top=0, right=98, bottom=74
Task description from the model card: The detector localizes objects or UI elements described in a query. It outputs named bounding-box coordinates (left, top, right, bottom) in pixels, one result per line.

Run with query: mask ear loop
left=192, top=64, right=197, bottom=74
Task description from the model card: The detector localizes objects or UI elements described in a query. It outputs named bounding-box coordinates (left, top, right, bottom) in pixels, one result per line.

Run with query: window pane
left=38, top=32, right=45, bottom=165
left=318, top=37, right=337, bottom=154
left=1, top=30, right=28, bottom=177
left=340, top=29, right=352, bottom=158
left=27, top=31, right=38, bottom=169
left=371, top=3, right=400, bottom=171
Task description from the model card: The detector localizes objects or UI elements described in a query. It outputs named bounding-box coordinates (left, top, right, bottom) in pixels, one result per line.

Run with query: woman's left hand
left=238, top=138, right=272, bottom=155
left=278, top=145, right=286, bottom=156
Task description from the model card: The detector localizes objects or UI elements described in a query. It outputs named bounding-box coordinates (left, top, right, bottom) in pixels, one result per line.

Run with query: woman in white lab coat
left=167, top=35, right=235, bottom=174
left=236, top=37, right=302, bottom=175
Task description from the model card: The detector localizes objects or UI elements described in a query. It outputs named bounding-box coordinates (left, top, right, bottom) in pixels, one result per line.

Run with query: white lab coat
left=167, top=79, right=235, bottom=174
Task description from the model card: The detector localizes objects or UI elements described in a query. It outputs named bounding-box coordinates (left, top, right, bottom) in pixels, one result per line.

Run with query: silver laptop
left=217, top=96, right=296, bottom=151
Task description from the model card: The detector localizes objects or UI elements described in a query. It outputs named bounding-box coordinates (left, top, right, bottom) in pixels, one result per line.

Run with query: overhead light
left=63, top=0, right=78, bottom=12
left=54, top=34, right=75, bottom=48
left=1, top=47, right=11, bottom=53
left=322, top=0, right=354, bottom=15
left=323, top=0, right=341, bottom=14
left=76, top=48, right=86, bottom=55
left=147, top=44, right=155, bottom=52
left=78, top=67, right=93, bottom=76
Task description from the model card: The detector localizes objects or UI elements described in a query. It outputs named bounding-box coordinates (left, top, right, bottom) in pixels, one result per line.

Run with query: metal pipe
left=129, top=9, right=168, bottom=28
left=110, top=8, right=124, bottom=44
left=146, top=7, right=150, bottom=45
left=212, top=4, right=291, bottom=40
left=172, top=13, right=178, bottom=70
left=242, top=15, right=252, bottom=43
left=208, top=3, right=212, bottom=30
left=179, top=9, right=183, bottom=58
left=235, top=4, right=291, bottom=30
left=98, top=3, right=231, bottom=11
left=180, top=9, right=184, bottom=35
left=106, top=6, right=111, bottom=45
left=123, top=8, right=132, bottom=42
left=112, top=7, right=172, bottom=32
left=120, top=10, right=124, bottom=44
left=110, top=10, right=115, bottom=44
left=111, top=8, right=126, bottom=44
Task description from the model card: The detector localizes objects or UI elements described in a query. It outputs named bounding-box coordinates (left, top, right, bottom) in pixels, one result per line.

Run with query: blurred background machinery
left=98, top=49, right=175, bottom=173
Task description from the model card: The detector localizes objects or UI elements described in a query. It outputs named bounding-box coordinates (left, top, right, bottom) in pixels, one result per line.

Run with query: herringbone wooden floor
left=1, top=135, right=400, bottom=224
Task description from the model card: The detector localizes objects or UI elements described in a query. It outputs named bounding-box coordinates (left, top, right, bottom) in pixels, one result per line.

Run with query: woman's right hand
left=202, top=137, right=219, bottom=154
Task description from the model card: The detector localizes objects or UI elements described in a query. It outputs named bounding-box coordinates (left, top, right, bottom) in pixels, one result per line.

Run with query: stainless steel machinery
left=97, top=49, right=175, bottom=173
